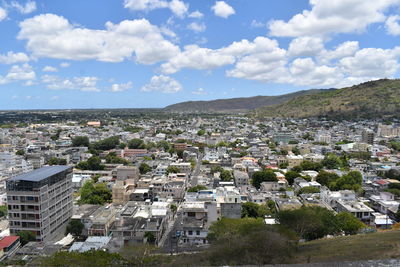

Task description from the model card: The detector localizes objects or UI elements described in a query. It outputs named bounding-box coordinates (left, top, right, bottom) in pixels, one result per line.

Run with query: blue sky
left=1, top=0, right=400, bottom=109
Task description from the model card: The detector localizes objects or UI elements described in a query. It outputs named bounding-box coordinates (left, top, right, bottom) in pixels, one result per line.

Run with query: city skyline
left=1, top=0, right=400, bottom=109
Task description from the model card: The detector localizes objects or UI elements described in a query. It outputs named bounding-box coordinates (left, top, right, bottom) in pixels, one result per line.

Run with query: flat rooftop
left=9, top=166, right=72, bottom=182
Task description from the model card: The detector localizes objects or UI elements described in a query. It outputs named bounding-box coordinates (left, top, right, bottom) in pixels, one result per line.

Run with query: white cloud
left=226, top=37, right=288, bottom=83
left=386, top=15, right=400, bottom=35
left=18, top=14, right=180, bottom=64
left=141, top=75, right=182, bottom=93
left=187, top=22, right=206, bottom=33
left=192, top=87, right=207, bottom=95
left=42, top=66, right=58, bottom=72
left=0, top=7, right=7, bottom=21
left=169, top=0, right=188, bottom=18
left=6, top=63, right=36, bottom=81
left=339, top=47, right=400, bottom=78
left=60, top=62, right=70, bottom=68
left=250, top=20, right=265, bottom=28
left=110, top=81, right=133, bottom=92
left=318, top=41, right=360, bottom=63
left=0, top=51, right=29, bottom=64
left=50, top=96, right=59, bottom=101
left=288, top=37, right=324, bottom=57
left=11, top=1, right=36, bottom=14
left=269, top=0, right=399, bottom=37
left=188, top=10, right=203, bottom=19
left=41, top=74, right=100, bottom=92
left=123, top=0, right=188, bottom=18
left=161, top=44, right=235, bottom=74
left=211, top=1, right=235, bottom=18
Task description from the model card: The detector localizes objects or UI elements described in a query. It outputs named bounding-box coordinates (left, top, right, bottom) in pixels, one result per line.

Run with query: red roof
left=0, top=236, right=19, bottom=250
left=375, top=180, right=389, bottom=185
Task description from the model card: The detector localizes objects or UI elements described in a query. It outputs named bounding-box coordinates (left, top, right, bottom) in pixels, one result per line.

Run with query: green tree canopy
left=65, top=219, right=84, bottom=236
left=79, top=181, right=112, bottom=205
left=72, top=136, right=90, bottom=147
left=336, top=212, right=365, bottom=235
left=166, top=166, right=180, bottom=175
left=128, top=138, right=145, bottom=149
left=76, top=156, right=105, bottom=171
left=91, top=136, right=120, bottom=151
left=48, top=157, right=67, bottom=166
left=316, top=170, right=340, bottom=187
left=285, top=171, right=301, bottom=185
left=139, top=163, right=152, bottom=174
left=188, top=185, right=207, bottom=192
left=252, top=170, right=277, bottom=189
left=277, top=206, right=339, bottom=241
left=298, top=186, right=320, bottom=194
left=322, top=154, right=343, bottom=169
left=17, top=231, right=36, bottom=245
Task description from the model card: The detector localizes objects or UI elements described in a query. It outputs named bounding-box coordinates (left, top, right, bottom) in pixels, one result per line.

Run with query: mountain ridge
left=163, top=89, right=328, bottom=112
left=254, top=79, right=400, bottom=119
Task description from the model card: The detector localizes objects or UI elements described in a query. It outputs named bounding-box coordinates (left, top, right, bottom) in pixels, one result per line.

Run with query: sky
left=1, top=0, right=400, bottom=110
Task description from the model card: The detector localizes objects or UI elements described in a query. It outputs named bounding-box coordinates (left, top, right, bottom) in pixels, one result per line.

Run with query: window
left=196, top=230, right=200, bottom=235
left=188, top=230, right=193, bottom=235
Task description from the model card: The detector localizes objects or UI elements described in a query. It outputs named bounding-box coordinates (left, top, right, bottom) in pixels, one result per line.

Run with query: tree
left=166, top=166, right=180, bottom=175
left=322, top=154, right=342, bottom=169
left=144, top=232, right=156, bottom=244
left=76, top=156, right=105, bottom=171
left=128, top=138, right=145, bottom=149
left=139, top=163, right=152, bottom=174
left=156, top=140, right=170, bottom=151
left=65, top=219, right=84, bottom=236
left=277, top=206, right=339, bottom=241
left=207, top=218, right=296, bottom=265
left=240, top=202, right=273, bottom=218
left=300, top=160, right=323, bottom=171
left=16, top=150, right=25, bottom=156
left=385, top=169, right=400, bottom=180
left=105, top=153, right=129, bottom=165
left=188, top=185, right=207, bottom=192
left=72, top=136, right=90, bottom=147
left=298, top=186, right=320, bottom=194
left=170, top=203, right=177, bottom=214
left=285, top=171, right=300, bottom=185
left=197, top=129, right=206, bottom=136
left=316, top=170, right=340, bottom=187
left=336, top=212, right=365, bottom=235
left=40, top=250, right=127, bottom=267
left=252, top=170, right=277, bottom=189
left=79, top=181, right=112, bottom=205
left=0, top=206, right=7, bottom=217
left=17, top=231, right=36, bottom=245
left=48, top=157, right=67, bottom=166
left=330, top=171, right=362, bottom=191
left=220, top=170, right=233, bottom=181
left=91, top=136, right=120, bottom=151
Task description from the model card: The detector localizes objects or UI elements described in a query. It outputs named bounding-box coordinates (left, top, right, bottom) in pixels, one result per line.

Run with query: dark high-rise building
left=7, top=166, right=73, bottom=242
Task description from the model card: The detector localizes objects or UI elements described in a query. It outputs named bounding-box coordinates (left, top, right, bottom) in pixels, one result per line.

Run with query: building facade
left=7, top=166, right=73, bottom=242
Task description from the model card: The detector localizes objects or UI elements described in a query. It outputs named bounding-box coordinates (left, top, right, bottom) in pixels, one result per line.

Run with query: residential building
left=7, top=166, right=73, bottom=242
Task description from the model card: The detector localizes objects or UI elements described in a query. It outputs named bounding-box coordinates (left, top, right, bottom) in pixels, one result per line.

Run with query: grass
left=290, top=230, right=400, bottom=264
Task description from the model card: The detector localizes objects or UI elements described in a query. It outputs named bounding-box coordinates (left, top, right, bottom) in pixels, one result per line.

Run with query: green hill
left=164, top=89, right=325, bottom=113
left=255, top=79, right=400, bottom=119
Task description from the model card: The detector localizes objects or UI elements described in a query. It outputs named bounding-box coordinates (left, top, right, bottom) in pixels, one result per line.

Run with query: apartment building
left=7, top=166, right=73, bottom=242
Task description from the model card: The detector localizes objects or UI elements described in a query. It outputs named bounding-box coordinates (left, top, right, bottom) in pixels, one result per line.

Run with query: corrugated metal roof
left=9, top=166, right=71, bottom=182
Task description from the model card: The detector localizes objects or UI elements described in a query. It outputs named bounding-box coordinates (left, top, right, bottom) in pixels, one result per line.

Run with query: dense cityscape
left=0, top=112, right=398, bottom=265
left=2, top=0, right=400, bottom=266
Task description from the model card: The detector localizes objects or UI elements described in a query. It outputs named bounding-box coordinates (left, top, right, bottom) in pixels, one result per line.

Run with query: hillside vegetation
left=255, top=79, right=400, bottom=119
left=164, top=89, right=325, bottom=112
